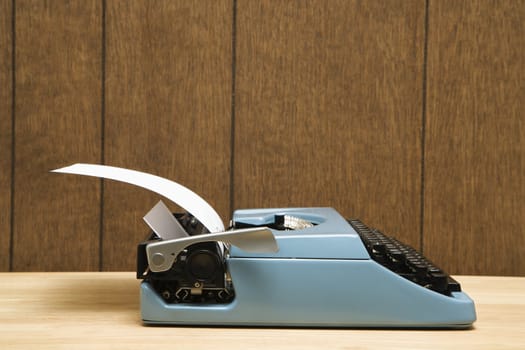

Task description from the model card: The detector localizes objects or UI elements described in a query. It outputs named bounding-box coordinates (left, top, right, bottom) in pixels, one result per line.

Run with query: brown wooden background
left=1, top=0, right=523, bottom=275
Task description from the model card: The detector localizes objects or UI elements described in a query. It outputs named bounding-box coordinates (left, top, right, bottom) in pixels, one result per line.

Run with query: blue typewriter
left=54, top=164, right=476, bottom=328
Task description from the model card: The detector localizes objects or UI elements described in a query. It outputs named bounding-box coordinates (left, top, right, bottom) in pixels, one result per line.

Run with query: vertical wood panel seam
left=99, top=0, right=106, bottom=271
left=420, top=0, right=430, bottom=254
left=9, top=0, right=16, bottom=272
left=229, top=0, right=237, bottom=216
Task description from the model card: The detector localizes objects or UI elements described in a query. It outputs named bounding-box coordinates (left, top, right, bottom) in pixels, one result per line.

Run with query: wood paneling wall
left=1, top=0, right=523, bottom=275
left=424, top=1, right=525, bottom=275
left=0, top=0, right=12, bottom=271
left=13, top=0, right=102, bottom=271
left=103, top=1, right=231, bottom=270
left=235, top=0, right=425, bottom=250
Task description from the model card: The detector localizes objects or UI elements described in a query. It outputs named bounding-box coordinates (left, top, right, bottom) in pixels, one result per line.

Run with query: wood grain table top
left=0, top=273, right=523, bottom=349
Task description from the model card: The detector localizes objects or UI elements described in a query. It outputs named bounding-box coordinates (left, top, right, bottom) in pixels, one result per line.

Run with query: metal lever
left=146, top=227, right=278, bottom=272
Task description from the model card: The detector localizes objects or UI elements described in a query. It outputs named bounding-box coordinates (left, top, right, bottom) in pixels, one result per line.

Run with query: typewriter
left=54, top=164, right=476, bottom=328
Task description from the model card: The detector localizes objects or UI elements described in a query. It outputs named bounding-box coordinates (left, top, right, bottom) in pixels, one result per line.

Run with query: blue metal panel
left=230, top=208, right=370, bottom=259
left=142, top=257, right=476, bottom=327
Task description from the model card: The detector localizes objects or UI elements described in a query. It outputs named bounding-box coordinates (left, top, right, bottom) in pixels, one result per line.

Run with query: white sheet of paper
left=143, top=200, right=189, bottom=240
left=52, top=163, right=225, bottom=233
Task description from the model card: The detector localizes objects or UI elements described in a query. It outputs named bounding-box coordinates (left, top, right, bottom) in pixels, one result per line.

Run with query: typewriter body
left=138, top=207, right=476, bottom=328
left=54, top=164, right=476, bottom=328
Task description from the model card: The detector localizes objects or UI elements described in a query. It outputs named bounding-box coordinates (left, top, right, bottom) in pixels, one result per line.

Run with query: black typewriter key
left=405, top=253, right=417, bottom=261
left=389, top=250, right=404, bottom=262
left=372, top=243, right=386, bottom=254
left=428, top=266, right=442, bottom=273
left=414, top=263, right=428, bottom=273
left=349, top=218, right=461, bottom=296
left=385, top=243, right=397, bottom=250
left=429, top=273, right=448, bottom=293
left=447, top=277, right=462, bottom=292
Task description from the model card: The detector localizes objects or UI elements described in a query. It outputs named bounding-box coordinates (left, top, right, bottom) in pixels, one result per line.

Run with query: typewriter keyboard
left=348, top=219, right=461, bottom=296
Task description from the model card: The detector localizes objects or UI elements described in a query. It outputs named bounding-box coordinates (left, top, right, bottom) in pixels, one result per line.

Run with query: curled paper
left=52, top=163, right=225, bottom=233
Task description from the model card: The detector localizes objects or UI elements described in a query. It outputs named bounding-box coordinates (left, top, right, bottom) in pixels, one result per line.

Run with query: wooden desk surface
left=0, top=273, right=523, bottom=349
